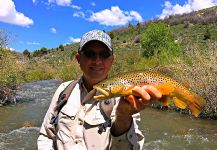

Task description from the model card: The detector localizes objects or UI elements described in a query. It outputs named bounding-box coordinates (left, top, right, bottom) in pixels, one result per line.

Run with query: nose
left=93, top=55, right=103, bottom=64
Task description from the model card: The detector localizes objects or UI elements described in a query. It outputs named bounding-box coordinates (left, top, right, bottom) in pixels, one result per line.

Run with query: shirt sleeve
left=109, top=100, right=144, bottom=150
left=37, top=81, right=72, bottom=150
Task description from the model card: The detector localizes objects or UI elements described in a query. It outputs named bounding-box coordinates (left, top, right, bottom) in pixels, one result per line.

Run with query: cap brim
left=79, top=40, right=113, bottom=52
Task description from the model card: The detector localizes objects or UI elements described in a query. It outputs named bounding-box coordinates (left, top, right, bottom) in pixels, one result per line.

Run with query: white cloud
left=32, top=0, right=36, bottom=3
left=69, top=37, right=80, bottom=43
left=159, top=0, right=217, bottom=19
left=48, top=0, right=71, bottom=6
left=26, top=41, right=40, bottom=45
left=0, top=0, right=33, bottom=27
left=130, top=11, right=143, bottom=22
left=73, top=11, right=85, bottom=18
left=91, top=2, right=96, bottom=6
left=50, top=27, right=57, bottom=34
left=48, top=0, right=81, bottom=9
left=88, top=6, right=143, bottom=26
left=71, top=5, right=81, bottom=10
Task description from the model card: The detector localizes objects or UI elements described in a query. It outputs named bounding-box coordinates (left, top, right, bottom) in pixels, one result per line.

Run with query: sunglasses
left=80, top=50, right=112, bottom=60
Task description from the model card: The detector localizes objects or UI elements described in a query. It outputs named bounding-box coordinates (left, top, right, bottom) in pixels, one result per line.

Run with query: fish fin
left=188, top=94, right=206, bottom=117
left=173, top=89, right=206, bottom=117
left=93, top=95, right=106, bottom=101
left=159, top=95, right=170, bottom=106
left=173, top=97, right=187, bottom=109
left=121, top=85, right=135, bottom=95
left=155, top=84, right=175, bottom=95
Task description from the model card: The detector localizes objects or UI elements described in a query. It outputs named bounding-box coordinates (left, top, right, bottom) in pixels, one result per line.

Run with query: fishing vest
left=50, top=80, right=114, bottom=134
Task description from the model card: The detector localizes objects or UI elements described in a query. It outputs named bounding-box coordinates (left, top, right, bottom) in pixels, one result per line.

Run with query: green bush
left=141, top=22, right=181, bottom=58
left=0, top=48, right=23, bottom=85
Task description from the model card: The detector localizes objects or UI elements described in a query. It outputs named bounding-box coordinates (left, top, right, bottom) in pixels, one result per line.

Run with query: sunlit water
left=0, top=80, right=216, bottom=150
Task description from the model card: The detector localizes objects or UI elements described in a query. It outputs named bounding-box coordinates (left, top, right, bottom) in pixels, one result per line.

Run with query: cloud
left=26, top=41, right=40, bottom=45
left=50, top=27, right=57, bottom=34
left=159, top=0, right=217, bottom=19
left=88, top=6, right=143, bottom=26
left=69, top=37, right=80, bottom=43
left=73, top=11, right=85, bottom=18
left=91, top=2, right=96, bottom=6
left=48, top=0, right=71, bottom=6
left=71, top=5, right=81, bottom=10
left=47, top=0, right=81, bottom=9
left=0, top=0, right=33, bottom=27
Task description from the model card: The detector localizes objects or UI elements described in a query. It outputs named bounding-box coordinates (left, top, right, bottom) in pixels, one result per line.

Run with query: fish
left=93, top=70, right=206, bottom=117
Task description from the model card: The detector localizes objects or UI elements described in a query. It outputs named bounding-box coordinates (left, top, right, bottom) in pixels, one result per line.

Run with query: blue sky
left=0, top=0, right=217, bottom=52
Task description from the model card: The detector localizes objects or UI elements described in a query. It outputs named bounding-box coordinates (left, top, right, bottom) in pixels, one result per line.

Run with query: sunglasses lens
left=100, top=51, right=111, bottom=59
left=83, top=51, right=95, bottom=58
left=82, top=51, right=111, bottom=60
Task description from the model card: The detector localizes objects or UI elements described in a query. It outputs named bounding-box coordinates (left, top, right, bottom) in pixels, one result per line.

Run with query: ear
left=75, top=53, right=80, bottom=63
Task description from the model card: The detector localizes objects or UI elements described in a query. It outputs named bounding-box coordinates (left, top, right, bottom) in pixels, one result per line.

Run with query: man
left=37, top=29, right=162, bottom=150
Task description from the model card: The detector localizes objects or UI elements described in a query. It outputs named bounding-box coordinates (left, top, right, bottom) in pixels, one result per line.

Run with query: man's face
left=76, top=41, right=114, bottom=86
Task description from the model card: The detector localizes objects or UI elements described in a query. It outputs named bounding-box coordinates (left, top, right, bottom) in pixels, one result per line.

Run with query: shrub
left=141, top=22, right=181, bottom=58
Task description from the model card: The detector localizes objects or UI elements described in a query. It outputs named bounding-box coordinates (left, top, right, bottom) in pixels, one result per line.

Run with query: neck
left=82, top=76, right=94, bottom=92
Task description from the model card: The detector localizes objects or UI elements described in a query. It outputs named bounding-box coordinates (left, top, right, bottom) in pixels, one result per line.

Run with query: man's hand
left=117, top=85, right=162, bottom=116
left=111, top=85, right=162, bottom=136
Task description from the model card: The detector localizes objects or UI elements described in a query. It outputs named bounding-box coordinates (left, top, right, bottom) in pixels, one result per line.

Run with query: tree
left=140, top=22, right=181, bottom=58
left=203, top=29, right=211, bottom=40
left=40, top=47, right=48, bottom=55
left=0, top=29, right=11, bottom=47
left=59, top=44, right=64, bottom=51
left=23, top=49, right=30, bottom=58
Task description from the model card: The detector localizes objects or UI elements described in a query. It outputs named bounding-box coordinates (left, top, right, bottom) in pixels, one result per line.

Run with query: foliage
left=23, top=49, right=30, bottom=58
left=0, top=48, right=23, bottom=85
left=166, top=41, right=217, bottom=119
left=140, top=22, right=181, bottom=59
left=59, top=44, right=64, bottom=51
left=54, top=59, right=82, bottom=82
left=203, top=29, right=211, bottom=40
left=32, top=47, right=48, bottom=57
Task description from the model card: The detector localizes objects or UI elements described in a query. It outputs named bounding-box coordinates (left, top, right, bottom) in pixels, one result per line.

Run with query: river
left=0, top=80, right=216, bottom=150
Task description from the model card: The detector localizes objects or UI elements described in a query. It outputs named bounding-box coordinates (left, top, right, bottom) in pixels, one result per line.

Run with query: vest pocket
left=57, top=106, right=79, bottom=144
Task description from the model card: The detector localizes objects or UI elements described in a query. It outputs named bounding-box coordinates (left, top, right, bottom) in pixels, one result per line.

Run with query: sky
left=0, top=0, right=217, bottom=53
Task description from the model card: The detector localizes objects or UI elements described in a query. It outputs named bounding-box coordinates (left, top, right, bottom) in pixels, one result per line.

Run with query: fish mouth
left=93, top=86, right=110, bottom=100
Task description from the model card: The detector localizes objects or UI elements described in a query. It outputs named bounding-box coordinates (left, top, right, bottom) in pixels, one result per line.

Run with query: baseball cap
left=78, top=29, right=113, bottom=52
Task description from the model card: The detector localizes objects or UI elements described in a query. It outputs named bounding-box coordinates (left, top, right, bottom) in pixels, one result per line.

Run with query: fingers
left=125, top=95, right=146, bottom=112
left=132, top=85, right=162, bottom=101
left=118, top=85, right=162, bottom=114
left=145, top=85, right=162, bottom=99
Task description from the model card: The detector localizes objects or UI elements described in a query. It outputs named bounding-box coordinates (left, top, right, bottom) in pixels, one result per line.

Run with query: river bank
left=0, top=85, right=17, bottom=106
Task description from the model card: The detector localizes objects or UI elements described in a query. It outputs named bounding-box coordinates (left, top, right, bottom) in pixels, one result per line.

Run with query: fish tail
left=187, top=94, right=206, bottom=117
left=173, top=89, right=206, bottom=117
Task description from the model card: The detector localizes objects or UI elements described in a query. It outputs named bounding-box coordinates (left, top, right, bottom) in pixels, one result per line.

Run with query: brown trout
left=93, top=70, right=206, bottom=117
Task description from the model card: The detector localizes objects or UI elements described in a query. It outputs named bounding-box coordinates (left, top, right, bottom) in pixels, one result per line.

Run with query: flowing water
left=0, top=80, right=216, bottom=150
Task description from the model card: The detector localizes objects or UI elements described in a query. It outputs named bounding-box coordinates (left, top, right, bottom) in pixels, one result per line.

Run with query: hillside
left=36, top=5, right=217, bottom=64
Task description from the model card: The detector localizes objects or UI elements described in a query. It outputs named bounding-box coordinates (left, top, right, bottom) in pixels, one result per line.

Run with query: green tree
left=140, top=22, right=180, bottom=58
left=23, top=49, right=30, bottom=58
left=40, top=47, right=48, bottom=55
left=59, top=44, right=64, bottom=51
left=33, top=50, right=41, bottom=57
